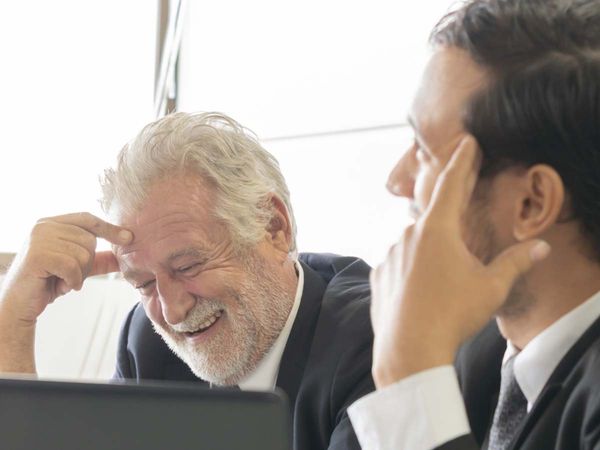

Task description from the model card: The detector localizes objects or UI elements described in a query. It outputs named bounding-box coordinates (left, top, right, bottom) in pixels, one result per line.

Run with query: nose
left=387, top=147, right=416, bottom=198
left=155, top=274, right=196, bottom=326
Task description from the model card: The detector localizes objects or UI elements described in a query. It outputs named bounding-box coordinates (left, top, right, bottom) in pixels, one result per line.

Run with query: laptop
left=0, top=377, right=291, bottom=450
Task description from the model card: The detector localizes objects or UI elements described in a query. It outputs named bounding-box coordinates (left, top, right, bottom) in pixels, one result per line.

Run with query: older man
left=0, top=112, right=374, bottom=449
left=349, top=0, right=600, bottom=449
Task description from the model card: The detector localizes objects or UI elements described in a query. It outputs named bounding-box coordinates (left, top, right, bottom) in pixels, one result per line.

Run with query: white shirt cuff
left=348, top=365, right=470, bottom=450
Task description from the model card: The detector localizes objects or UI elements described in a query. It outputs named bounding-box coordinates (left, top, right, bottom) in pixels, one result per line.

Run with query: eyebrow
left=120, top=247, right=211, bottom=282
left=166, top=247, right=211, bottom=264
left=121, top=267, right=145, bottom=284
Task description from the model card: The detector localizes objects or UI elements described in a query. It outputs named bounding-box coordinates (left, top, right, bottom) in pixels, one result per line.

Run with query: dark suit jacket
left=113, top=253, right=375, bottom=450
left=437, top=317, right=600, bottom=450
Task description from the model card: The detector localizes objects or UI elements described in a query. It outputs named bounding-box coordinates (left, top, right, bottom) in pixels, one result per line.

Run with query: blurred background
left=0, top=0, right=456, bottom=379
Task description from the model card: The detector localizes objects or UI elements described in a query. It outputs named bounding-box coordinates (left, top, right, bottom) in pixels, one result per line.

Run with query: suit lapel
left=456, top=321, right=504, bottom=446
left=510, top=314, right=600, bottom=449
left=275, top=261, right=327, bottom=409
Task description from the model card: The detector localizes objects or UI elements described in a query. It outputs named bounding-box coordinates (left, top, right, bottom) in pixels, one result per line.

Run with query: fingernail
left=119, top=230, right=133, bottom=243
left=461, top=135, right=472, bottom=145
left=530, top=241, right=551, bottom=261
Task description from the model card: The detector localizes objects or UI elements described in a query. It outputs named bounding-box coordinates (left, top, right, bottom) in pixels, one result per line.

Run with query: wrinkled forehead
left=109, top=176, right=226, bottom=268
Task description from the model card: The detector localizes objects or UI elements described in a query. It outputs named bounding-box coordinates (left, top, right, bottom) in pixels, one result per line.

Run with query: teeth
left=194, top=311, right=222, bottom=333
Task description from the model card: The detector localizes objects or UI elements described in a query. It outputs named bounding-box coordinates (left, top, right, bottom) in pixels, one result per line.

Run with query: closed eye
left=135, top=279, right=155, bottom=291
left=178, top=263, right=201, bottom=273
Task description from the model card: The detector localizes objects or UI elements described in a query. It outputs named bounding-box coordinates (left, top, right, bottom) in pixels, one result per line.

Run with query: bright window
left=178, top=0, right=456, bottom=264
left=0, top=1, right=156, bottom=252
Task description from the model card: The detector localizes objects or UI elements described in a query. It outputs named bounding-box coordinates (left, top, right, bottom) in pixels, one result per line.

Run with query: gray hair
left=100, top=112, right=297, bottom=255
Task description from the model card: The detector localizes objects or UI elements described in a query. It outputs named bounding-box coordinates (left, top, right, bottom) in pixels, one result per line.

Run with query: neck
left=497, top=250, right=600, bottom=350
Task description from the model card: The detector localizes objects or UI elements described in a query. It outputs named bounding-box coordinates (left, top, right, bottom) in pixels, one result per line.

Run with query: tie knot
left=500, top=356, right=521, bottom=392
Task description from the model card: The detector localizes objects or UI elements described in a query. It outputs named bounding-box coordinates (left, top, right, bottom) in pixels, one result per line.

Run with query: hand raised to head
left=0, top=212, right=133, bottom=323
left=370, top=136, right=550, bottom=388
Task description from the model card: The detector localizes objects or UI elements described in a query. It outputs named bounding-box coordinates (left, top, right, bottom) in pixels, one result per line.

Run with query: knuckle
left=76, top=246, right=92, bottom=267
left=63, top=257, right=81, bottom=275
left=31, top=220, right=50, bottom=236
left=76, top=212, right=97, bottom=229
left=86, top=215, right=102, bottom=231
left=83, top=233, right=97, bottom=249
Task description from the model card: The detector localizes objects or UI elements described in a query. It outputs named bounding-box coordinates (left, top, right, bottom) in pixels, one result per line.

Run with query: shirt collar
left=506, top=290, right=600, bottom=411
left=237, top=260, right=304, bottom=391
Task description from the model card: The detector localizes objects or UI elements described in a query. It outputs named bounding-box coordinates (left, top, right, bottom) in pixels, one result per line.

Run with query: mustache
left=169, top=298, right=225, bottom=333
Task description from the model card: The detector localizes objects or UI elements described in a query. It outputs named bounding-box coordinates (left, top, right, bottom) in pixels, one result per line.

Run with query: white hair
left=100, top=112, right=297, bottom=254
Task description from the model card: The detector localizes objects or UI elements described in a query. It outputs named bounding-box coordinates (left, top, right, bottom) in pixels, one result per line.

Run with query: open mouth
left=183, top=310, right=223, bottom=337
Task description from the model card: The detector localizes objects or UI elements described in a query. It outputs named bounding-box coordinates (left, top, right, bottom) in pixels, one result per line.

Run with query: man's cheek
left=142, top=296, right=167, bottom=328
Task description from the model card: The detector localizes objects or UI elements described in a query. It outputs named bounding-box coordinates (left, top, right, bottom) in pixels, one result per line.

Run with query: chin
left=152, top=320, right=258, bottom=386
left=496, top=278, right=536, bottom=319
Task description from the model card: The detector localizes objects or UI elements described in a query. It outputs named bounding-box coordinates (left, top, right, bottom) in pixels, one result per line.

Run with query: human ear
left=512, top=164, right=565, bottom=241
left=264, top=194, right=292, bottom=254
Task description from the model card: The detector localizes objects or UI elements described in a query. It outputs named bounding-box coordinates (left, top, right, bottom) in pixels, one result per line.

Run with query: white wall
left=267, top=127, right=414, bottom=266
left=0, top=1, right=156, bottom=253
left=0, top=275, right=139, bottom=380
left=178, top=0, right=456, bottom=267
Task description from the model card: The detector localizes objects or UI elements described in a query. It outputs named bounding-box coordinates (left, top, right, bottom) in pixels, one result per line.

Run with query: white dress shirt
left=237, top=260, right=304, bottom=391
left=348, top=290, right=600, bottom=450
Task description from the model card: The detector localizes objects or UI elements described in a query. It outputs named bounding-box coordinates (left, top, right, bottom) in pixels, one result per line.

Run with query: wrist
left=372, top=345, right=456, bottom=389
left=0, top=297, right=38, bottom=328
left=0, top=300, right=38, bottom=375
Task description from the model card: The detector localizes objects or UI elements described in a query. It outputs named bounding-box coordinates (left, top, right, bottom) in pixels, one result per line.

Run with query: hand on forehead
left=425, top=135, right=482, bottom=225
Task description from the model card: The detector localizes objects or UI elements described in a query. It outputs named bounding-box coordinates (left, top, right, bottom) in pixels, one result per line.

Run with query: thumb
left=486, top=239, right=551, bottom=290
left=91, top=251, right=120, bottom=276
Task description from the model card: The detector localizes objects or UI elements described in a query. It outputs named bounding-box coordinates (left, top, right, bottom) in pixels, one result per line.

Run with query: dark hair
left=431, top=0, right=600, bottom=260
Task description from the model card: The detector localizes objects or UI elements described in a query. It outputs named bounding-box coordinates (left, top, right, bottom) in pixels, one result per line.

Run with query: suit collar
left=513, top=290, right=600, bottom=410
left=275, top=261, right=327, bottom=408
left=510, top=313, right=600, bottom=449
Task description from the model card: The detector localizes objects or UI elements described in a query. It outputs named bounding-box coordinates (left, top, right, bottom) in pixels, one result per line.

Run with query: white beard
left=151, top=255, right=293, bottom=386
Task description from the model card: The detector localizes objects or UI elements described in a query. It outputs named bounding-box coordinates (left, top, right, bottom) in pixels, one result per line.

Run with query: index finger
left=46, top=212, right=133, bottom=245
left=424, top=135, right=480, bottom=227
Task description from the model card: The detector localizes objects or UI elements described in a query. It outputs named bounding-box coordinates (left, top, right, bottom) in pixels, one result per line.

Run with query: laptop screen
left=0, top=377, right=291, bottom=450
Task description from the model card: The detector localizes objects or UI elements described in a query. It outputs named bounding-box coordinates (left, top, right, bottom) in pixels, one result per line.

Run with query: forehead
left=410, top=46, right=487, bottom=151
left=113, top=175, right=227, bottom=269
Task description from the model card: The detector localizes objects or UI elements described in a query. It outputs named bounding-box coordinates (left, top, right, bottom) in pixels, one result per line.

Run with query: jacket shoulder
left=300, top=252, right=372, bottom=339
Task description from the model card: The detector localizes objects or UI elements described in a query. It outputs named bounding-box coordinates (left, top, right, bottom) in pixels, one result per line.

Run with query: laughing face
left=114, top=174, right=295, bottom=385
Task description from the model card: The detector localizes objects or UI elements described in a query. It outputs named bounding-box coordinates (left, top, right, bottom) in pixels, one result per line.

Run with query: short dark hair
left=431, top=0, right=600, bottom=260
